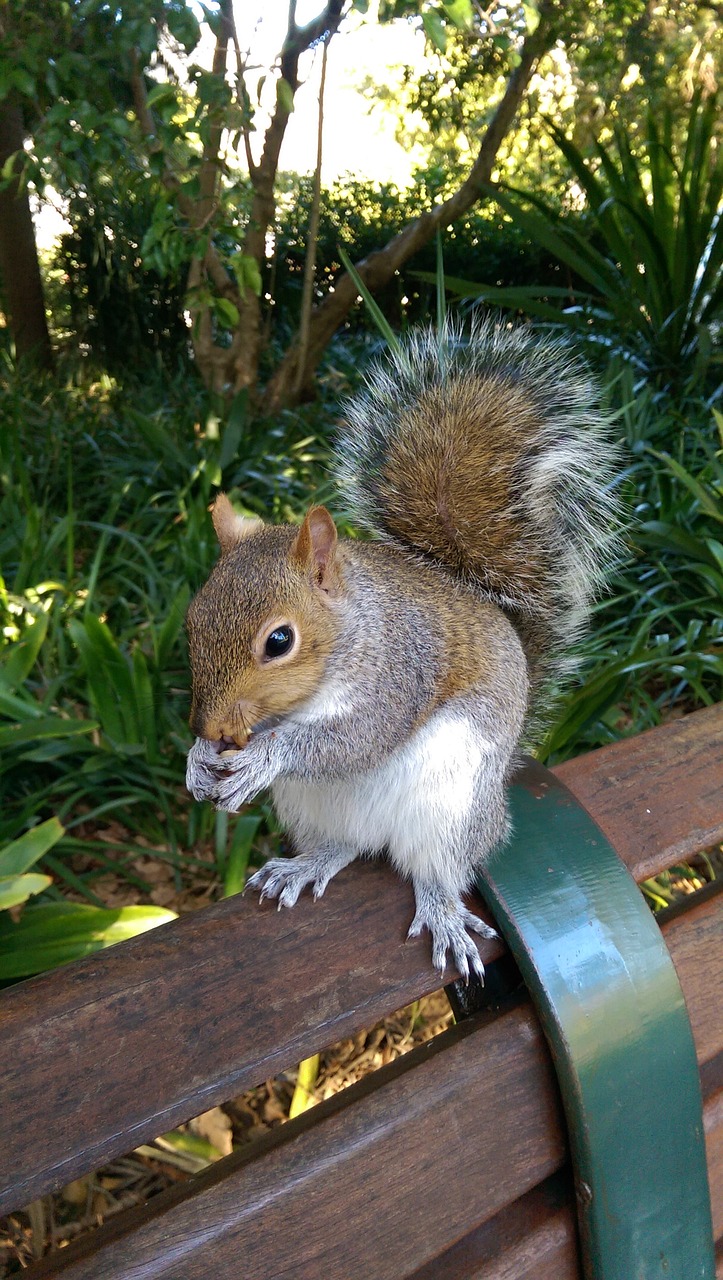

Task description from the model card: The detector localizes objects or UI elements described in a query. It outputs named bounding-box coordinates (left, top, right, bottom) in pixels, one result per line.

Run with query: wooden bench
left=1, top=704, right=721, bottom=1278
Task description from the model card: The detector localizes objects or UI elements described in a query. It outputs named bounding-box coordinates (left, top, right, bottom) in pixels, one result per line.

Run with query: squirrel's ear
left=211, top=493, right=263, bottom=555
left=292, top=506, right=339, bottom=593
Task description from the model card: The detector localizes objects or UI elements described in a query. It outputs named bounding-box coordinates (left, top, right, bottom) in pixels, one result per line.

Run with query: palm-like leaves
left=453, top=92, right=722, bottom=388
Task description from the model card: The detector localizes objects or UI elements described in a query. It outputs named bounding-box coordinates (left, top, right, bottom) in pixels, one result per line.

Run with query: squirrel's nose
left=189, top=701, right=254, bottom=748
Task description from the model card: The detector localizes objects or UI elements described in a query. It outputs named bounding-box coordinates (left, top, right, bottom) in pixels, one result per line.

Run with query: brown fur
left=381, top=376, right=550, bottom=599
left=186, top=512, right=343, bottom=744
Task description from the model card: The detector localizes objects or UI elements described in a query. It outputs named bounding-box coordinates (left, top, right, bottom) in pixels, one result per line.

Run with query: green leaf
left=422, top=11, right=447, bottom=51
left=0, top=873, right=53, bottom=911
left=1, top=152, right=18, bottom=184
left=338, top=245, right=401, bottom=353
left=0, top=612, right=49, bottom=690
left=146, top=82, right=178, bottom=110
left=219, top=392, right=248, bottom=471
left=243, top=259, right=262, bottom=297
left=154, top=583, right=191, bottom=669
left=11, top=67, right=35, bottom=98
left=156, top=1128, right=222, bottom=1162
left=68, top=614, right=138, bottom=744
left=647, top=449, right=723, bottom=525
left=276, top=78, right=295, bottom=116
left=442, top=0, right=473, bottom=28
left=522, top=2, right=540, bottom=34
left=215, top=297, right=240, bottom=329
left=0, top=903, right=177, bottom=979
left=0, top=816, right=65, bottom=877
left=166, top=6, right=201, bottom=53
left=224, top=815, right=262, bottom=897
left=0, top=686, right=45, bottom=721
left=0, top=716, right=97, bottom=749
left=231, top=253, right=262, bottom=297
left=435, top=231, right=447, bottom=332
left=132, top=647, right=159, bottom=763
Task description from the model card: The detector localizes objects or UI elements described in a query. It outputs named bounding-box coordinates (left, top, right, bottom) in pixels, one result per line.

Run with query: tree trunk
left=263, top=6, right=558, bottom=412
left=0, top=97, right=52, bottom=369
left=294, top=36, right=329, bottom=400
left=229, top=0, right=345, bottom=395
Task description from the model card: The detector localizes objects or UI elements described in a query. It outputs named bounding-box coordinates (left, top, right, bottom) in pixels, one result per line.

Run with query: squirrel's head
left=186, top=495, right=343, bottom=747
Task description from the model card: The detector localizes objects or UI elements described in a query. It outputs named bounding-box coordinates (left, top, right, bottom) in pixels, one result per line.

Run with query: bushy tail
left=336, top=319, right=621, bottom=684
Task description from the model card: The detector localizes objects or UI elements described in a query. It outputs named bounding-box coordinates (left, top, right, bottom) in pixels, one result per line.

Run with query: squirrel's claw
left=408, top=883, right=496, bottom=985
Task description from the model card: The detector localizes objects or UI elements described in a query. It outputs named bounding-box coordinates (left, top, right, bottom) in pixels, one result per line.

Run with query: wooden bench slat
left=664, top=892, right=723, bottom=1097
left=415, top=1083, right=723, bottom=1280
left=1, top=706, right=720, bottom=1218
left=709, top=1088, right=723, bottom=1240
left=408, top=1174, right=580, bottom=1280
left=0, top=859, right=498, bottom=1215
left=26, top=1002, right=566, bottom=1280
left=555, top=702, right=723, bottom=882
left=23, top=890, right=723, bottom=1279
left=31, top=1086, right=721, bottom=1280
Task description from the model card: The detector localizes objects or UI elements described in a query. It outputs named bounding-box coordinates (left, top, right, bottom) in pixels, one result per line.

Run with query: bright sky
left=235, top=1, right=427, bottom=183
left=36, top=2, right=426, bottom=249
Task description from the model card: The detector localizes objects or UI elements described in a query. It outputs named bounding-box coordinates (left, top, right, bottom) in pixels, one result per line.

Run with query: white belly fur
left=272, top=709, right=491, bottom=887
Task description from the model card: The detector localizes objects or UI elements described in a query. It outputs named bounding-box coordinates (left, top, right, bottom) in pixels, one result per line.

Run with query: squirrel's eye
left=264, top=625, right=295, bottom=659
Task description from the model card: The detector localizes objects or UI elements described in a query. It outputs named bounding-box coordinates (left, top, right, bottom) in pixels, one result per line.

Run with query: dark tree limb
left=263, top=2, right=559, bottom=412
left=0, top=97, right=52, bottom=369
left=229, top=0, right=346, bottom=394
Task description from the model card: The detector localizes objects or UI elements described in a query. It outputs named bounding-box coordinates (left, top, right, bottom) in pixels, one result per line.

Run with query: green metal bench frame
left=478, top=759, right=715, bottom=1279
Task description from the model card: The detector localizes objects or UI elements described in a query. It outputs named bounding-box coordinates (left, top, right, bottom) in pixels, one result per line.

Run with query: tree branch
left=294, top=36, right=329, bottom=397
left=129, top=51, right=238, bottom=303
left=280, top=0, right=345, bottom=92
left=263, top=0, right=560, bottom=411
left=227, top=0, right=347, bottom=393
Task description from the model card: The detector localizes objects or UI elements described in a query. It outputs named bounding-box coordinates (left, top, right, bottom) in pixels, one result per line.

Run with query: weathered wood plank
left=555, top=702, right=723, bottom=881
left=0, top=859, right=502, bottom=1214
left=22, top=890, right=723, bottom=1279
left=26, top=1070, right=721, bottom=1280
left=408, top=1173, right=580, bottom=1280
left=15, top=1002, right=571, bottom=1280
left=0, top=706, right=720, bottom=1217
left=664, top=892, right=723, bottom=1098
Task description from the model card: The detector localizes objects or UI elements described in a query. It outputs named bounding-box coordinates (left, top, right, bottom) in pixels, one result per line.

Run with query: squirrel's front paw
left=212, top=754, right=268, bottom=811
left=185, top=734, right=276, bottom=812
left=408, top=881, right=497, bottom=983
left=185, top=737, right=223, bottom=802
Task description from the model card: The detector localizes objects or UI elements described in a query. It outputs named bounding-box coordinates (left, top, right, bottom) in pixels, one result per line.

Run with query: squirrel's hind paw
left=246, top=845, right=358, bottom=910
left=408, top=883, right=497, bottom=984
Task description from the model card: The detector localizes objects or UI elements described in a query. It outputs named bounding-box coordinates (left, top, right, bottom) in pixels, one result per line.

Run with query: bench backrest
left=2, top=704, right=722, bottom=1278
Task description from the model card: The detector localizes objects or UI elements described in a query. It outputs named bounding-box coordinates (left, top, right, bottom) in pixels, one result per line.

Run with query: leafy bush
left=540, top=398, right=723, bottom=761
left=447, top=91, right=722, bottom=392
left=44, top=167, right=575, bottom=371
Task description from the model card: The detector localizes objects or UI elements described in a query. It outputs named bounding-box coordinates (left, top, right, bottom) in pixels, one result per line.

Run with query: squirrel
left=185, top=319, right=619, bottom=981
